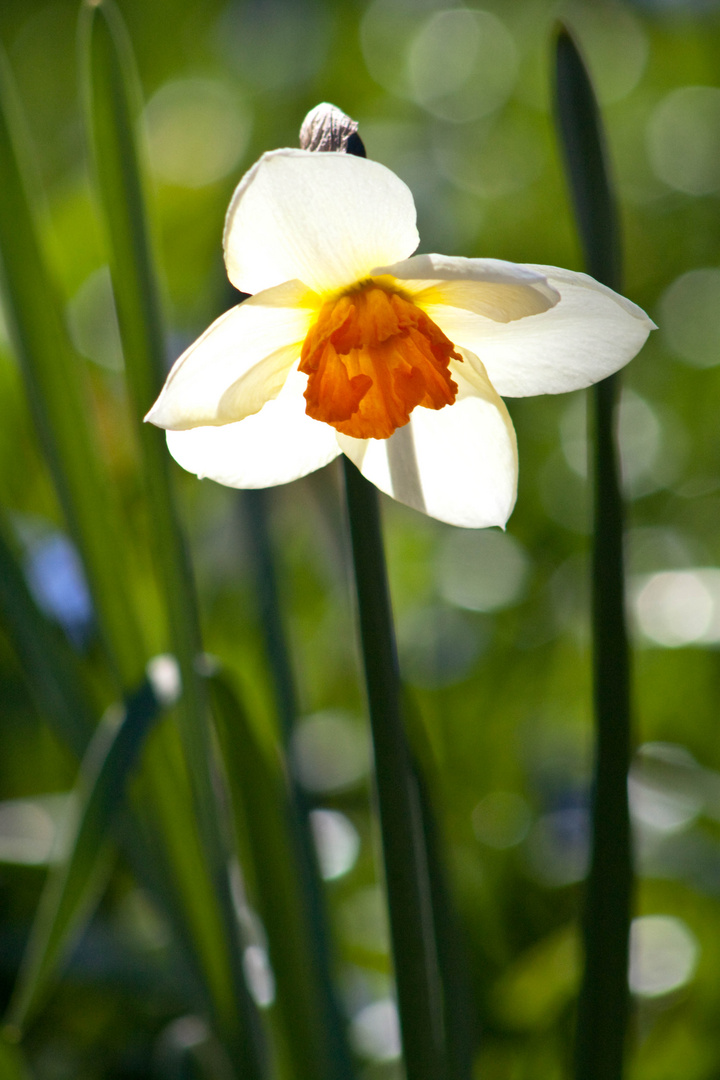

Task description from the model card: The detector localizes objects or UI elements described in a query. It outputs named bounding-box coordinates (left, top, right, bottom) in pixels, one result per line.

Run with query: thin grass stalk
left=411, top=760, right=474, bottom=1080
left=401, top=691, right=475, bottom=1080
left=0, top=54, right=227, bottom=1035
left=209, top=668, right=356, bottom=1080
left=554, top=26, right=633, bottom=1080
left=0, top=523, right=242, bottom=1041
left=0, top=44, right=145, bottom=689
left=0, top=42, right=232, bottom=1035
left=6, top=677, right=161, bottom=1032
left=241, top=488, right=356, bottom=1080
left=342, top=458, right=444, bottom=1080
left=81, top=4, right=266, bottom=1072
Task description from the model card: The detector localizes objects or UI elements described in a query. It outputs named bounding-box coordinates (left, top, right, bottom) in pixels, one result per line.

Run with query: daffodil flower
left=146, top=149, right=654, bottom=528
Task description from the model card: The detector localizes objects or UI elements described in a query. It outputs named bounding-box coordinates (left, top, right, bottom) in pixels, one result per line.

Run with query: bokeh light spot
left=629, top=915, right=699, bottom=997
left=243, top=945, right=276, bottom=1007
left=633, top=569, right=720, bottom=646
left=438, top=528, right=530, bottom=613
left=560, top=388, right=678, bottom=497
left=660, top=267, right=720, bottom=367
left=0, top=799, right=56, bottom=865
left=23, top=529, right=93, bottom=645
left=144, top=78, right=251, bottom=188
left=434, top=115, right=545, bottom=199
left=629, top=742, right=703, bottom=834
left=310, top=809, right=361, bottom=881
left=407, top=9, right=517, bottom=122
left=291, top=711, right=369, bottom=794
left=647, top=86, right=720, bottom=195
left=351, top=999, right=401, bottom=1062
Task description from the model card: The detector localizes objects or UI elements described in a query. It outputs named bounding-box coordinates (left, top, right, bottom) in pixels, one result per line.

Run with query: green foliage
left=1, top=1, right=720, bottom=1079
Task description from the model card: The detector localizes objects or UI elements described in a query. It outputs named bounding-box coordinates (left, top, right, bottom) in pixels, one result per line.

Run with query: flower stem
left=342, top=458, right=445, bottom=1080
left=554, top=26, right=634, bottom=1080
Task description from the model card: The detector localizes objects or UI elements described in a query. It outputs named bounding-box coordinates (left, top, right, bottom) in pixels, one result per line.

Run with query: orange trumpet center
left=299, top=279, right=462, bottom=440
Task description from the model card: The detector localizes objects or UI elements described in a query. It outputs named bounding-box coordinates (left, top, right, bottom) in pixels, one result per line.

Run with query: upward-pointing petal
left=223, top=150, right=420, bottom=295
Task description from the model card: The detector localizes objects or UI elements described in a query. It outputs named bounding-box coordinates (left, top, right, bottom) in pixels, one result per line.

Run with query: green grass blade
left=241, top=489, right=356, bottom=1080
left=0, top=1037, right=33, bottom=1080
left=5, top=678, right=161, bottom=1034
left=0, top=42, right=251, bottom=1061
left=0, top=512, right=248, bottom=1043
left=0, top=513, right=94, bottom=758
left=403, top=698, right=474, bottom=1080
left=80, top=6, right=267, bottom=1073
left=210, top=670, right=356, bottom=1080
left=0, top=511, right=242, bottom=1043
left=342, top=459, right=445, bottom=1080
left=554, top=26, right=633, bottom=1080
left=0, top=46, right=146, bottom=688
left=554, top=26, right=620, bottom=289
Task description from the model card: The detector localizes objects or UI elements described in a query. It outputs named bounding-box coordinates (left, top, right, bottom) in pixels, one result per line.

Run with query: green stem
left=241, top=489, right=356, bottom=1080
left=342, top=458, right=444, bottom=1080
left=554, top=26, right=633, bottom=1080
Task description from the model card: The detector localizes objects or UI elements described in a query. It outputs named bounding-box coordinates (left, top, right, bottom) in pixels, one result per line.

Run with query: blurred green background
left=2, top=0, right=720, bottom=1077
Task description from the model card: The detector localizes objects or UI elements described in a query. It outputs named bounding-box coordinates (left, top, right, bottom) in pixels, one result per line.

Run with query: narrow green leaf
left=210, top=670, right=357, bottom=1080
left=241, top=489, right=356, bottom=1080
left=0, top=513, right=94, bottom=758
left=0, top=511, right=247, bottom=1041
left=554, top=26, right=619, bottom=289
left=80, top=6, right=267, bottom=1074
left=554, top=26, right=634, bottom=1080
left=0, top=46, right=146, bottom=688
left=0, top=44, right=227, bottom=1040
left=342, top=459, right=445, bottom=1080
left=403, top=697, right=474, bottom=1080
left=5, top=678, right=161, bottom=1034
left=0, top=50, right=243, bottom=1054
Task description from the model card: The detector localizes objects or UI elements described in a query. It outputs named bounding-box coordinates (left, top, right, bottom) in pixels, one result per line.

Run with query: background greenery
left=1, top=0, right=719, bottom=1077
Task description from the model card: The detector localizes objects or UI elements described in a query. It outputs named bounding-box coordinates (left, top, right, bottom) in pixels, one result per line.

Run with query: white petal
left=145, top=281, right=317, bottom=430
left=376, top=254, right=560, bottom=318
left=414, top=263, right=655, bottom=397
left=338, top=355, right=517, bottom=529
left=166, top=366, right=341, bottom=488
left=223, top=149, right=420, bottom=295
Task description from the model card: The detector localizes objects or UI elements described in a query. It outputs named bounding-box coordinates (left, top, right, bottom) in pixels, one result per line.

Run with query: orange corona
left=299, top=279, right=462, bottom=440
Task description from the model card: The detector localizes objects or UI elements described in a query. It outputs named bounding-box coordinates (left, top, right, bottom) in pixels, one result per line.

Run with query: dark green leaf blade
left=210, top=670, right=357, bottom=1080
left=554, top=25, right=633, bottom=1080
left=554, top=26, right=619, bottom=290
left=0, top=44, right=145, bottom=688
left=80, top=5, right=267, bottom=1074
left=241, top=488, right=356, bottom=1080
left=5, top=678, right=161, bottom=1034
